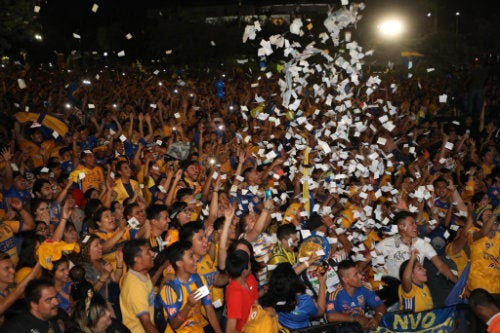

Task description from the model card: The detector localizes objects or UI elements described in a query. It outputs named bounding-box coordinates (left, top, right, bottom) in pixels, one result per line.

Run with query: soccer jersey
left=94, top=227, right=131, bottom=265
left=74, top=165, right=104, bottom=193
left=278, top=293, right=319, bottom=329
left=268, top=242, right=296, bottom=266
left=398, top=283, right=433, bottom=313
left=120, top=269, right=155, bottom=333
left=375, top=236, right=437, bottom=279
left=467, top=227, right=500, bottom=293
left=159, top=274, right=211, bottom=333
left=326, top=283, right=383, bottom=316
left=0, top=220, right=23, bottom=265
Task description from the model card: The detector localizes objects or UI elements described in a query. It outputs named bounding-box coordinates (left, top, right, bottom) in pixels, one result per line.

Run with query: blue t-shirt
left=278, top=294, right=318, bottom=329
left=326, top=284, right=383, bottom=316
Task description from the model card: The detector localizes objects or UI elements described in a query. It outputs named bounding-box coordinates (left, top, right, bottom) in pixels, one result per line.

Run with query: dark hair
left=399, top=259, right=419, bottom=281
left=228, top=238, right=264, bottom=276
left=277, top=223, right=297, bottom=241
left=179, top=221, right=204, bottom=243
left=124, top=202, right=140, bottom=220
left=469, top=288, right=498, bottom=309
left=30, top=198, right=49, bottom=217
left=123, top=239, right=149, bottom=268
left=226, top=250, right=249, bottom=278
left=146, top=204, right=169, bottom=221
left=115, top=160, right=129, bottom=177
left=32, top=179, right=51, bottom=197
left=92, top=207, right=112, bottom=225
left=213, top=217, right=225, bottom=231
left=166, top=241, right=192, bottom=271
left=69, top=265, right=87, bottom=284
left=337, top=259, right=357, bottom=281
left=79, top=235, right=101, bottom=263
left=84, top=188, right=98, bottom=201
left=432, top=177, right=447, bottom=187
left=70, top=279, right=94, bottom=304
left=260, top=263, right=304, bottom=312
left=25, top=278, right=54, bottom=307
left=176, top=188, right=194, bottom=202
left=391, top=211, right=415, bottom=225
left=17, top=234, right=45, bottom=269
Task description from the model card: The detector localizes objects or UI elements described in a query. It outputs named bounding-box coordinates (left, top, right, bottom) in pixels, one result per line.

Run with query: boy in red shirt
left=225, top=250, right=259, bottom=333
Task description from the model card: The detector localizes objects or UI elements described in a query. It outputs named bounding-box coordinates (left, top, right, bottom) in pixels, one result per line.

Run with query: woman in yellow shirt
left=399, top=249, right=434, bottom=313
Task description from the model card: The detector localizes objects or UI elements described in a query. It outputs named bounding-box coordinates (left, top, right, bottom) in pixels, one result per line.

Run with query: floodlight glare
left=378, top=19, right=404, bottom=37
left=34, top=34, right=43, bottom=41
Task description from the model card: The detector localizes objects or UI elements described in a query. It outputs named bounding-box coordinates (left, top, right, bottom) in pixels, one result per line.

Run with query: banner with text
left=368, top=306, right=456, bottom=333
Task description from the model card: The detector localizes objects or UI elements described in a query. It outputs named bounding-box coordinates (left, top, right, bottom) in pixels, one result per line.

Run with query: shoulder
left=328, top=284, right=345, bottom=300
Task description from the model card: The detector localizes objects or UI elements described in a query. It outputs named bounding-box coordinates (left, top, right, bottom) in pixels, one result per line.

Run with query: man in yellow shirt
left=467, top=205, right=500, bottom=294
left=120, top=239, right=158, bottom=333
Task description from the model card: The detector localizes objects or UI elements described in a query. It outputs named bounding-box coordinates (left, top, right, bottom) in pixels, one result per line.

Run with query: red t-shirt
left=225, top=274, right=259, bottom=331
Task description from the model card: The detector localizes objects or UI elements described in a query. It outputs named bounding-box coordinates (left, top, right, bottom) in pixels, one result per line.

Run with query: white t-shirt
left=375, top=236, right=437, bottom=279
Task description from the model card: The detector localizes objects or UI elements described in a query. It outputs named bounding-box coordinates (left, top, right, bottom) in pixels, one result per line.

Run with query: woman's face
left=63, top=225, right=78, bottom=243
left=218, top=192, right=229, bottom=208
left=0, top=258, right=15, bottom=285
left=113, top=202, right=124, bottom=219
left=54, top=261, right=70, bottom=283
left=97, top=210, right=116, bottom=232
left=88, top=239, right=103, bottom=261
left=95, top=308, right=113, bottom=332
left=35, top=202, right=50, bottom=221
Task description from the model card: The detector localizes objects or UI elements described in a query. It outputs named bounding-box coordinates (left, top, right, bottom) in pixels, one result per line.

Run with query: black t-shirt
left=0, top=312, right=63, bottom=333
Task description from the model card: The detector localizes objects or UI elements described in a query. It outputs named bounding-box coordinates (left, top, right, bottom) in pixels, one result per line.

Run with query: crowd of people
left=0, top=56, right=498, bottom=333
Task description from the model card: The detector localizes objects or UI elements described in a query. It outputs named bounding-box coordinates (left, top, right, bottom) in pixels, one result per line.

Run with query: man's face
left=31, top=286, right=59, bottom=320
left=282, top=233, right=298, bottom=252
left=135, top=245, right=155, bottom=271
left=131, top=206, right=146, bottom=224
left=184, top=164, right=200, bottom=181
left=191, top=230, right=209, bottom=257
left=83, top=153, right=96, bottom=168
left=180, top=248, right=198, bottom=274
left=13, top=175, right=27, bottom=191
left=31, top=130, right=43, bottom=144
left=38, top=182, right=53, bottom=199
left=152, top=210, right=170, bottom=232
left=342, top=267, right=363, bottom=289
left=398, top=216, right=418, bottom=238
left=434, top=181, right=449, bottom=199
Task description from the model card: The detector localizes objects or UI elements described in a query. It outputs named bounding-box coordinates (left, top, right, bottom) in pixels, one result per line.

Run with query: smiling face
left=96, top=209, right=116, bottom=232
left=88, top=239, right=103, bottom=261
left=0, top=258, right=16, bottom=287
left=54, top=261, right=70, bottom=284
left=398, top=216, right=419, bottom=239
left=35, top=202, right=50, bottom=221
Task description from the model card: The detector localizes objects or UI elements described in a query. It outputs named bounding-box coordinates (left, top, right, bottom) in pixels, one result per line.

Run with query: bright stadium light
left=378, top=18, right=404, bottom=38
left=34, top=34, right=43, bottom=41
